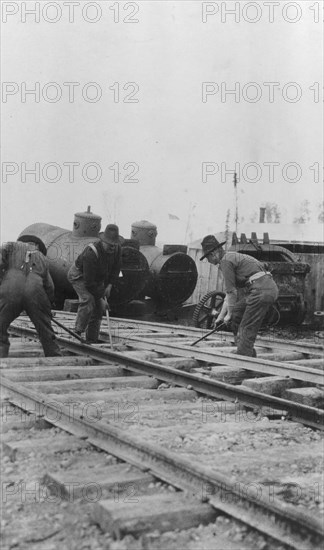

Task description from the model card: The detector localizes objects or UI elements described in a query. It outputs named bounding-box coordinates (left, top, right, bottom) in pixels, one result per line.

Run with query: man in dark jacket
left=68, top=224, right=121, bottom=343
left=0, top=235, right=61, bottom=357
left=200, top=235, right=278, bottom=357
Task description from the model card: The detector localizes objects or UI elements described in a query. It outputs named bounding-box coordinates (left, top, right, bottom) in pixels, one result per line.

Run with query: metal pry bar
left=190, top=322, right=226, bottom=347
left=104, top=298, right=114, bottom=350
left=51, top=315, right=86, bottom=344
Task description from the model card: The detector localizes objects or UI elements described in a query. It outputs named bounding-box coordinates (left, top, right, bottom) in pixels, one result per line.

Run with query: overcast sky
left=1, top=1, right=323, bottom=244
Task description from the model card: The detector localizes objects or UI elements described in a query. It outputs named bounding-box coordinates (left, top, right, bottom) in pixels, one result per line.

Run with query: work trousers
left=69, top=277, right=102, bottom=342
left=231, top=275, right=278, bottom=357
left=0, top=270, right=61, bottom=357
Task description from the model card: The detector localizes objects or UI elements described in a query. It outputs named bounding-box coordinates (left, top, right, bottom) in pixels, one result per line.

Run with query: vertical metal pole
left=234, top=172, right=238, bottom=234
left=104, top=298, right=114, bottom=350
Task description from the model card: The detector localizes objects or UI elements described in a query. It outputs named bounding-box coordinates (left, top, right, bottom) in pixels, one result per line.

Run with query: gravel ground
left=1, top=424, right=279, bottom=550
left=1, top=410, right=323, bottom=550
left=1, top=326, right=323, bottom=549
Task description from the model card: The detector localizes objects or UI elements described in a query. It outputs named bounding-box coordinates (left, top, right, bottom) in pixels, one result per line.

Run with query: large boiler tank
left=131, top=220, right=198, bottom=305
left=18, top=208, right=149, bottom=308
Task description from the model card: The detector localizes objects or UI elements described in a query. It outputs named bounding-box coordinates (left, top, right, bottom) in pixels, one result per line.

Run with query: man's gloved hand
left=224, top=313, right=232, bottom=325
left=105, top=284, right=112, bottom=299
left=99, top=298, right=109, bottom=315
left=214, top=318, right=225, bottom=329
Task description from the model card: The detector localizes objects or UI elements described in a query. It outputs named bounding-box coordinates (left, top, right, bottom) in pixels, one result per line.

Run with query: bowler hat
left=17, top=235, right=47, bottom=257
left=200, top=235, right=226, bottom=261
left=101, top=224, right=120, bottom=245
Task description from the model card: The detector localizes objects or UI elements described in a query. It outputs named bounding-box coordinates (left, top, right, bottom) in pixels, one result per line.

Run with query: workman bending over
left=68, top=224, right=121, bottom=343
left=0, top=235, right=61, bottom=357
left=200, top=235, right=278, bottom=357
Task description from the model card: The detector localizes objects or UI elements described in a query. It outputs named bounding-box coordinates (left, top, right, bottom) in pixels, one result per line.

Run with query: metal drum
left=131, top=221, right=198, bottom=305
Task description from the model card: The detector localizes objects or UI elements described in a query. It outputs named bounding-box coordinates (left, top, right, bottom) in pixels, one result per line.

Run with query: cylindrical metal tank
left=131, top=220, right=198, bottom=305
left=18, top=209, right=149, bottom=308
left=131, top=220, right=157, bottom=246
left=72, top=208, right=102, bottom=237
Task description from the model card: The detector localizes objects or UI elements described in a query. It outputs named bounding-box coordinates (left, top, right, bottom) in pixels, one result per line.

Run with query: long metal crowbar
left=51, top=315, right=86, bottom=344
left=190, top=322, right=226, bottom=347
left=104, top=298, right=114, bottom=350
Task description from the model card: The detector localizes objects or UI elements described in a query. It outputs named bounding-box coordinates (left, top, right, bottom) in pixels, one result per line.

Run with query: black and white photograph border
left=1, top=2, right=323, bottom=549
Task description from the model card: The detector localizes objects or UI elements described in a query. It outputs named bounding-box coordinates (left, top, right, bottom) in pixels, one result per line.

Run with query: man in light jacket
left=200, top=235, right=278, bottom=357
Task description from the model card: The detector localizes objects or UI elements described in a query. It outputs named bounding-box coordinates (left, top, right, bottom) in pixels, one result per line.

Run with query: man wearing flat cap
left=200, top=235, right=278, bottom=356
left=0, top=235, right=61, bottom=357
left=68, top=224, right=121, bottom=343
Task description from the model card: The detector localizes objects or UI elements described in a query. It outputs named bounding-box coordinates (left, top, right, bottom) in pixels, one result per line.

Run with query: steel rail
left=96, top=330, right=324, bottom=385
left=1, top=375, right=323, bottom=549
left=9, top=325, right=324, bottom=429
left=51, top=312, right=324, bottom=355
left=256, top=336, right=323, bottom=355
left=111, top=317, right=324, bottom=355
left=23, top=313, right=322, bottom=381
left=110, top=317, right=324, bottom=354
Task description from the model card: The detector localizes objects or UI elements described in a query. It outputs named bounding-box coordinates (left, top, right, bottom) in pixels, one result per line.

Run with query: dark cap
left=17, top=235, right=47, bottom=256
left=100, top=224, right=120, bottom=245
left=200, top=235, right=226, bottom=261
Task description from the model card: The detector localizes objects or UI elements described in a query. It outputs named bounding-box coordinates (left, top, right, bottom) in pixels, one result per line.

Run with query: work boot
left=74, top=330, right=86, bottom=341
left=233, top=348, right=257, bottom=357
left=0, top=344, right=9, bottom=358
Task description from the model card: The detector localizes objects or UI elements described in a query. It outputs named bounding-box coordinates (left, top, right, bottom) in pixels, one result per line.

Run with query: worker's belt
left=246, top=271, right=272, bottom=286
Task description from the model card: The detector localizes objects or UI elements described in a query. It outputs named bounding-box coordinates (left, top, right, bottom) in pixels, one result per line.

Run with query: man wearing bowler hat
left=68, top=224, right=121, bottom=343
left=0, top=235, right=61, bottom=357
left=200, top=235, right=278, bottom=357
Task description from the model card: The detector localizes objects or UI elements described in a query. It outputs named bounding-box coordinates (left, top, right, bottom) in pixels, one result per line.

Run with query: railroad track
left=1, top=312, right=323, bottom=550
